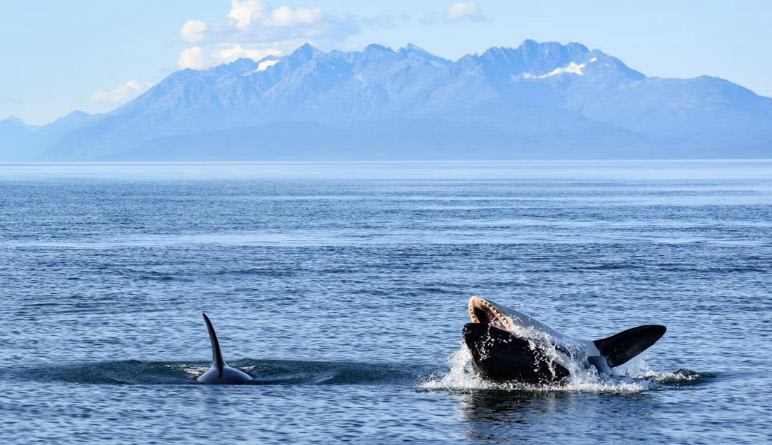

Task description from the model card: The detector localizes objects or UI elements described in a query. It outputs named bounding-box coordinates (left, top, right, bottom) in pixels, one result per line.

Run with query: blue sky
left=2, top=0, right=771, bottom=124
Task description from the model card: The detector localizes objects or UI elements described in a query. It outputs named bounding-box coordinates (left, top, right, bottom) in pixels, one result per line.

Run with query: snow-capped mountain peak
left=2, top=40, right=770, bottom=161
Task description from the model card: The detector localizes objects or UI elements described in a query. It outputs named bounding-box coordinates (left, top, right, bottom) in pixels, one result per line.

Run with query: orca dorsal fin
left=202, top=313, right=225, bottom=377
left=593, top=325, right=666, bottom=367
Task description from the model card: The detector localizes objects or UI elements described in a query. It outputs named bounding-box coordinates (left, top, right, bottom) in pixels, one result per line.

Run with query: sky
left=2, top=0, right=771, bottom=124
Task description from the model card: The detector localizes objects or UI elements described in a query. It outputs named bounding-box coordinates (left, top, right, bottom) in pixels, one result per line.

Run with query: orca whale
left=462, top=296, right=666, bottom=384
left=196, top=313, right=253, bottom=384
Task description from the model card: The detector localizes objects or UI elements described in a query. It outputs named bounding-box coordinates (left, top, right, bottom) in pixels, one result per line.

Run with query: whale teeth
left=468, top=296, right=514, bottom=331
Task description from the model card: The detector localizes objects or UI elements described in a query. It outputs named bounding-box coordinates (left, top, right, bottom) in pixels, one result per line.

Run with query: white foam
left=172, top=364, right=208, bottom=378
left=420, top=345, right=655, bottom=393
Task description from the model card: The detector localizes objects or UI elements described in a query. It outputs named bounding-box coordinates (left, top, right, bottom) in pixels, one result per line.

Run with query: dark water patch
left=226, top=268, right=298, bottom=277
left=3, top=360, right=187, bottom=385
left=572, top=263, right=641, bottom=271
left=3, top=359, right=436, bottom=386
left=135, top=273, right=180, bottom=282
left=656, top=265, right=769, bottom=274
left=241, top=359, right=433, bottom=385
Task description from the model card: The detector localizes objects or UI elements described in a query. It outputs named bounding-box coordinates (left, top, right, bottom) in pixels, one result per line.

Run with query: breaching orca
left=463, top=296, right=666, bottom=384
left=196, top=313, right=253, bottom=384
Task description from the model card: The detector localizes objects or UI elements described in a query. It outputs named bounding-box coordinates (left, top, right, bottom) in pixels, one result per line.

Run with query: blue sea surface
left=0, top=160, right=770, bottom=444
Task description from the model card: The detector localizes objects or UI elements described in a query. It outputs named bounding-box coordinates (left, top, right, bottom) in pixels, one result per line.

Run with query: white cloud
left=228, top=0, right=269, bottom=29
left=228, top=0, right=324, bottom=29
left=446, top=1, right=483, bottom=22
left=91, top=80, right=151, bottom=106
left=175, top=1, right=359, bottom=70
left=181, top=20, right=208, bottom=43
left=177, top=46, right=207, bottom=69
left=265, top=5, right=322, bottom=27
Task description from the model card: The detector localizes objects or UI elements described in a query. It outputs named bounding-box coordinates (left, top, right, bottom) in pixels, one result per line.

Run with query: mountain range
left=2, top=40, right=771, bottom=161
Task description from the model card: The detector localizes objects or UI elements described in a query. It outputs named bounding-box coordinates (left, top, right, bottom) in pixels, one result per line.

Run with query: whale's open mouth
left=468, top=296, right=515, bottom=331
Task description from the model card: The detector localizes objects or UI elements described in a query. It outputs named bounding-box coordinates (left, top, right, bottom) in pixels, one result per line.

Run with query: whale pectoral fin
left=593, top=325, right=666, bottom=367
left=202, top=313, right=225, bottom=377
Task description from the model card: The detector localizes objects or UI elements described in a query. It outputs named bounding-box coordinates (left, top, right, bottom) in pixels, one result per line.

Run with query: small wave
left=574, top=263, right=639, bottom=271
left=419, top=347, right=709, bottom=393
left=642, top=368, right=714, bottom=386
left=4, top=359, right=432, bottom=386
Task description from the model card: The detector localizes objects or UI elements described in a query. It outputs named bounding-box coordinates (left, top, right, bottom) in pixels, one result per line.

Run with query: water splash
left=419, top=345, right=710, bottom=393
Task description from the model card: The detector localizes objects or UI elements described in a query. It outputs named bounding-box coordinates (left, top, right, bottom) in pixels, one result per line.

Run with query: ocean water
left=0, top=160, right=770, bottom=444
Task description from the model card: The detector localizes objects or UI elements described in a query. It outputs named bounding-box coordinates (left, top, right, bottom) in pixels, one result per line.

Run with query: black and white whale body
left=197, top=313, right=253, bottom=384
left=463, top=296, right=666, bottom=384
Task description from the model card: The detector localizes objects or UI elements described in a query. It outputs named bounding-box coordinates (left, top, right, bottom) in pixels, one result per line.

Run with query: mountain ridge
left=2, top=40, right=771, bottom=161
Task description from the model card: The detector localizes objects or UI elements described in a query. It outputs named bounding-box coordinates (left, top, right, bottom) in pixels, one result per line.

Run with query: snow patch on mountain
left=256, top=59, right=280, bottom=72
left=523, top=61, right=588, bottom=79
